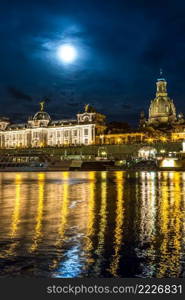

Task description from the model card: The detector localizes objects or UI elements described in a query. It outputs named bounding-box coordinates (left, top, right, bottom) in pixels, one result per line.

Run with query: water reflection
left=109, top=171, right=125, bottom=277
left=30, top=173, right=45, bottom=252
left=94, top=171, right=107, bottom=275
left=0, top=171, right=185, bottom=277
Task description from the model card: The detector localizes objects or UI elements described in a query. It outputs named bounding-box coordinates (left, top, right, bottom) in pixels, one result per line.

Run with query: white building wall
left=0, top=123, right=96, bottom=149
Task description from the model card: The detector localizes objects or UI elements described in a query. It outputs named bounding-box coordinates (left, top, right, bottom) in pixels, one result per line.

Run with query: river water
left=0, top=171, right=185, bottom=278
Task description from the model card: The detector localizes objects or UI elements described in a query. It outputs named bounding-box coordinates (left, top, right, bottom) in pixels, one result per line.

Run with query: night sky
left=0, top=0, right=185, bottom=126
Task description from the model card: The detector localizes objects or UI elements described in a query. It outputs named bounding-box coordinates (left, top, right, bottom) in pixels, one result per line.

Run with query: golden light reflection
left=50, top=172, right=70, bottom=270
left=0, top=174, right=22, bottom=258
left=0, top=171, right=184, bottom=277
left=157, top=172, right=169, bottom=277
left=10, top=174, right=21, bottom=238
left=85, top=172, right=96, bottom=262
left=182, top=173, right=185, bottom=242
left=29, top=173, right=45, bottom=252
left=157, top=172, right=182, bottom=277
left=137, top=171, right=157, bottom=276
left=94, top=172, right=107, bottom=273
left=140, top=172, right=156, bottom=243
left=58, top=172, right=69, bottom=240
left=109, top=171, right=125, bottom=276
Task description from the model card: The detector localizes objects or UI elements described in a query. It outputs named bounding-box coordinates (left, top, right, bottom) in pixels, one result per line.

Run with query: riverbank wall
left=0, top=142, right=182, bottom=159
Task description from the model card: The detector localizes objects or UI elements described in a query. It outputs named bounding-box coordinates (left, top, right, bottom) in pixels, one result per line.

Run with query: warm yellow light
left=147, top=138, right=153, bottom=143
left=101, top=151, right=107, bottom=156
left=30, top=173, right=45, bottom=252
left=160, top=149, right=165, bottom=153
left=85, top=172, right=95, bottom=253
left=161, top=137, right=167, bottom=142
left=109, top=171, right=124, bottom=276
left=162, top=159, right=175, bottom=168
left=183, top=141, right=185, bottom=152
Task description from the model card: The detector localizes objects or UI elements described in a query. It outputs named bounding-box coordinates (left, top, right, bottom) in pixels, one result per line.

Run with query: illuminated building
left=139, top=71, right=178, bottom=127
left=148, top=73, right=176, bottom=125
left=139, top=71, right=185, bottom=143
left=1, top=73, right=185, bottom=149
left=0, top=103, right=106, bottom=148
left=171, top=131, right=185, bottom=142
left=99, top=132, right=145, bottom=144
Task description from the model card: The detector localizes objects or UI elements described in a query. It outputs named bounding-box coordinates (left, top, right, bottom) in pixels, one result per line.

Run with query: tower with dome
left=139, top=71, right=185, bottom=130
left=148, top=71, right=176, bottom=125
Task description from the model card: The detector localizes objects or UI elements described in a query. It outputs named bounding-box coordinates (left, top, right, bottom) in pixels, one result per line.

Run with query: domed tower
left=148, top=71, right=176, bottom=125
left=28, top=101, right=51, bottom=127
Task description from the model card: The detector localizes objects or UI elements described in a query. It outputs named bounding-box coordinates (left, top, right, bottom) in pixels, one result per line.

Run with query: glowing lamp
left=161, top=137, right=167, bottom=142
left=147, top=138, right=153, bottom=143
left=162, top=158, right=175, bottom=168
left=183, top=140, right=185, bottom=152
left=101, top=151, right=107, bottom=156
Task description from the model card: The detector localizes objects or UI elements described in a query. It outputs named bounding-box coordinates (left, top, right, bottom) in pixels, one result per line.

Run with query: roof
left=33, top=111, right=51, bottom=121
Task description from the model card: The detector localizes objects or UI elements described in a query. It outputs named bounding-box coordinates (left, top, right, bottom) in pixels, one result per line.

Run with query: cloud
left=122, top=104, right=132, bottom=110
left=66, top=101, right=82, bottom=107
left=7, top=86, right=32, bottom=102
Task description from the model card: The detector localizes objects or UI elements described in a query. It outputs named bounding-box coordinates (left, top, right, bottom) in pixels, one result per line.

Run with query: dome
left=149, top=97, right=175, bottom=117
left=147, top=75, right=177, bottom=125
left=33, top=111, right=51, bottom=121
left=150, top=97, right=170, bottom=114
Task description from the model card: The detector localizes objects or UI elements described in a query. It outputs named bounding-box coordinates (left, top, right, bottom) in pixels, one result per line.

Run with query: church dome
left=149, top=97, right=173, bottom=116
left=33, top=111, right=51, bottom=121
left=148, top=76, right=176, bottom=124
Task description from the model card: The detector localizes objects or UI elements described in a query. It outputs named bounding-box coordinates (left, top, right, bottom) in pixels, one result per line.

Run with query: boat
left=0, top=161, right=49, bottom=172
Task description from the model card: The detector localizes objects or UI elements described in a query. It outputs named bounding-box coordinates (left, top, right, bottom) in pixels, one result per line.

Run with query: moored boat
left=0, top=161, right=48, bottom=172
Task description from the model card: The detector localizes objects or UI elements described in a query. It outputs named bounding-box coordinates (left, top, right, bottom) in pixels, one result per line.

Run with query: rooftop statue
left=84, top=104, right=96, bottom=113
left=40, top=101, right=45, bottom=112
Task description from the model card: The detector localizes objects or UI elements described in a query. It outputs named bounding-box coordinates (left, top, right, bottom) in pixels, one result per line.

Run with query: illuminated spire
left=156, top=69, right=167, bottom=96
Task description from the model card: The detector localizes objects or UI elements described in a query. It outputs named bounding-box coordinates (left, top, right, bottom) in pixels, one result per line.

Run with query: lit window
left=73, top=130, right=77, bottom=136
left=64, top=131, right=68, bottom=137
left=84, top=129, right=88, bottom=136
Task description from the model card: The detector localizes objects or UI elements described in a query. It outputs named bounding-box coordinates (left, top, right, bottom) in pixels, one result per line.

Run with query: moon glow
left=57, top=44, right=77, bottom=63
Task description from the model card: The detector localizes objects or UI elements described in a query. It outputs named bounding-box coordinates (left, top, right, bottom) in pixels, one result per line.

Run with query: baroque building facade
left=0, top=103, right=106, bottom=149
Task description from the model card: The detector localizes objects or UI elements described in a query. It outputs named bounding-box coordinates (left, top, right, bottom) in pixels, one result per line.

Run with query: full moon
left=57, top=44, right=77, bottom=63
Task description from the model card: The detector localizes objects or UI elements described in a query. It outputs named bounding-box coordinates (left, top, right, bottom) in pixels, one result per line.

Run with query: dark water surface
left=0, top=171, right=185, bottom=278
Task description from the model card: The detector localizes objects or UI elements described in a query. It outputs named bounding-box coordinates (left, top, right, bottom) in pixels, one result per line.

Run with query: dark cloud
left=7, top=86, right=32, bottom=102
left=66, top=102, right=82, bottom=107
left=122, top=104, right=132, bottom=111
left=41, top=96, right=52, bottom=103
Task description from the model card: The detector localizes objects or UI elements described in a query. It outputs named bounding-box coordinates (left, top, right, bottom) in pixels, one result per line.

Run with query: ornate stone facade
left=0, top=103, right=106, bottom=149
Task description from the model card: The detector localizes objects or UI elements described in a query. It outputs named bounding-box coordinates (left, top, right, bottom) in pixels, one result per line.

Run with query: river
left=0, top=171, right=184, bottom=277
